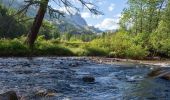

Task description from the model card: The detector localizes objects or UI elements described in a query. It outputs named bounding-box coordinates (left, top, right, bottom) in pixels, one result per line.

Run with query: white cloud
left=108, top=3, right=115, bottom=11
left=92, top=15, right=103, bottom=19
left=58, top=7, right=77, bottom=14
left=95, top=18, right=120, bottom=30
left=81, top=12, right=91, bottom=18
left=81, top=12, right=103, bottom=19
left=88, top=24, right=92, bottom=26
left=86, top=4, right=94, bottom=9
left=98, top=0, right=106, bottom=5
left=114, top=14, right=121, bottom=18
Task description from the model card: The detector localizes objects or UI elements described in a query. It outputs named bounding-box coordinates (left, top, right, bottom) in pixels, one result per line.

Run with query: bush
left=85, top=47, right=108, bottom=56
left=124, top=45, right=148, bottom=59
left=158, top=39, right=170, bottom=57
left=70, top=48, right=88, bottom=56
left=0, top=30, right=168, bottom=59
left=0, top=38, right=74, bottom=56
left=0, top=39, right=29, bottom=56
left=34, top=38, right=74, bottom=56
left=149, top=32, right=170, bottom=57
left=80, top=41, right=109, bottom=56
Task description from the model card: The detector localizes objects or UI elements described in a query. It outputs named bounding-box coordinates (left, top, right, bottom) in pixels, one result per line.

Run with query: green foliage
left=40, top=21, right=60, bottom=39
left=0, top=0, right=170, bottom=59
left=150, top=1, right=170, bottom=57
left=0, top=3, right=61, bottom=39
left=0, top=39, right=29, bottom=56
left=85, top=32, right=149, bottom=59
left=0, top=37, right=75, bottom=56
left=120, top=0, right=165, bottom=34
left=117, top=0, right=170, bottom=58
left=70, top=48, right=88, bottom=56
left=85, top=47, right=108, bottom=56
left=0, top=4, right=27, bottom=38
left=149, top=32, right=170, bottom=57
left=124, top=45, right=148, bottom=59
left=110, top=32, right=148, bottom=59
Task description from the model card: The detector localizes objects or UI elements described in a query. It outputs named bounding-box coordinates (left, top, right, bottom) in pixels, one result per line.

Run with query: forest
left=0, top=0, right=170, bottom=59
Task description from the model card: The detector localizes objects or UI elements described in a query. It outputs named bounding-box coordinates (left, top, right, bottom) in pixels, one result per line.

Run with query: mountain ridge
left=1, top=0, right=102, bottom=34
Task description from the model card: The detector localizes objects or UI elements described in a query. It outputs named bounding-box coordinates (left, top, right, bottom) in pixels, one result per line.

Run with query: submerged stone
left=0, top=91, right=18, bottom=100
left=82, top=76, right=95, bottom=83
left=69, top=63, right=79, bottom=67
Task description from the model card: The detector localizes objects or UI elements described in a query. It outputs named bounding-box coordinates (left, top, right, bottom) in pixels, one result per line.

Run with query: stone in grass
left=82, top=76, right=95, bottom=83
left=0, top=91, right=18, bottom=100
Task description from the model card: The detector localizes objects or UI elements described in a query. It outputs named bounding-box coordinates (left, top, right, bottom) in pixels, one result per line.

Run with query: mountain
left=105, top=29, right=117, bottom=33
left=66, top=13, right=87, bottom=27
left=85, top=26, right=103, bottom=33
left=1, top=0, right=102, bottom=34
left=52, top=13, right=102, bottom=34
left=0, top=0, right=23, bottom=8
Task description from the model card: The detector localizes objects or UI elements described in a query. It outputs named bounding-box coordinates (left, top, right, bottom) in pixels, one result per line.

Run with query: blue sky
left=50, top=0, right=127, bottom=30
left=81, top=0, right=127, bottom=30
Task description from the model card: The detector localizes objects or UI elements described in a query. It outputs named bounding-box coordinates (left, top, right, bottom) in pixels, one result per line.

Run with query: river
left=0, top=57, right=170, bottom=100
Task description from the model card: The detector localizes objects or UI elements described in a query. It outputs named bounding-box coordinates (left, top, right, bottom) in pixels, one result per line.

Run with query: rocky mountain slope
left=1, top=0, right=102, bottom=34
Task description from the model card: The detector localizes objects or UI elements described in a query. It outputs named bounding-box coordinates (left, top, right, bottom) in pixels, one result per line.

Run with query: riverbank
left=89, top=57, right=170, bottom=67
left=1, top=56, right=170, bottom=67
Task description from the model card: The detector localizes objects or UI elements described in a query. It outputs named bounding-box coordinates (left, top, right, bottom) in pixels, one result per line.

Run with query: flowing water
left=0, top=57, right=170, bottom=100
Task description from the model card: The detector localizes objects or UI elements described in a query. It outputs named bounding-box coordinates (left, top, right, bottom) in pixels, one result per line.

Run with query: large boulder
left=147, top=68, right=170, bottom=80
left=161, top=74, right=170, bottom=80
left=0, top=91, right=18, bottom=100
left=147, top=68, right=163, bottom=77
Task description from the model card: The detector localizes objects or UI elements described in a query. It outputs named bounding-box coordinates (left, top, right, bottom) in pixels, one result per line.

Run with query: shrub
left=0, top=39, right=29, bottom=56
left=34, top=39, right=74, bottom=56
left=70, top=48, right=88, bottom=56
left=124, top=45, right=148, bottom=59
left=85, top=47, right=108, bottom=56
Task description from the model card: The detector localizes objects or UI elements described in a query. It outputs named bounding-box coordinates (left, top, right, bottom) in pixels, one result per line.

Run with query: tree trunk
left=26, top=0, right=49, bottom=47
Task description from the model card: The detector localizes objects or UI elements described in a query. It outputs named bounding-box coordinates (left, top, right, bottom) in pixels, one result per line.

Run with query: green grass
left=0, top=39, right=74, bottom=56
left=0, top=31, right=169, bottom=60
left=0, top=38, right=155, bottom=59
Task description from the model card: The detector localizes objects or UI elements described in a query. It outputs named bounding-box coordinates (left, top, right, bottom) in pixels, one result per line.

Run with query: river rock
left=69, top=63, right=79, bottom=67
left=0, top=91, right=18, bottom=100
left=35, top=89, right=58, bottom=97
left=147, top=68, right=170, bottom=80
left=147, top=68, right=163, bottom=77
left=59, top=61, right=63, bottom=64
left=161, top=74, right=170, bottom=80
left=82, top=76, right=95, bottom=83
